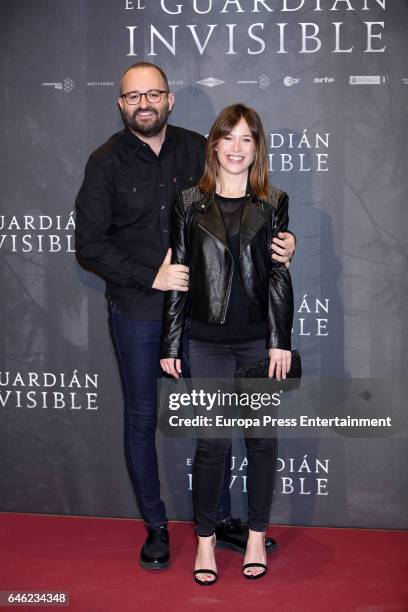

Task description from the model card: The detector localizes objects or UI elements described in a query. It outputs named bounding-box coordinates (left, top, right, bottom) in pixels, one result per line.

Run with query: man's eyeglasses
left=121, top=89, right=169, bottom=105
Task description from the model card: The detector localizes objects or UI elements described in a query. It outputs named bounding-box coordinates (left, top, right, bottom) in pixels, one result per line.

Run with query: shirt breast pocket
left=174, top=171, right=198, bottom=193
left=117, top=179, right=151, bottom=217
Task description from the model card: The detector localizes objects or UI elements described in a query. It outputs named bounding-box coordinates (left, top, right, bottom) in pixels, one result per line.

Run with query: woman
left=160, top=104, right=294, bottom=584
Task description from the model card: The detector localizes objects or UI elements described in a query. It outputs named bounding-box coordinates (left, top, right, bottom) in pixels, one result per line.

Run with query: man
left=75, top=62, right=295, bottom=570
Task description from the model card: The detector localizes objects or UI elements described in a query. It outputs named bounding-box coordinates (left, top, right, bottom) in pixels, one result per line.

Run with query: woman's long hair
left=198, top=103, right=269, bottom=200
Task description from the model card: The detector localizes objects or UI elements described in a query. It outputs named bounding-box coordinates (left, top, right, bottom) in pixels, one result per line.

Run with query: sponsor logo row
left=202, top=74, right=391, bottom=88
left=42, top=75, right=408, bottom=92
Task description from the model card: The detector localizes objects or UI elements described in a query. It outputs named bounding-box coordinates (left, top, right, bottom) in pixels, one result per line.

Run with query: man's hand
left=152, top=248, right=189, bottom=292
left=160, top=358, right=182, bottom=379
left=271, top=232, right=295, bottom=266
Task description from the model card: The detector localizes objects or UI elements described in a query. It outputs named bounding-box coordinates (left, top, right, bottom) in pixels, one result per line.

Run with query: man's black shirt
left=75, top=125, right=206, bottom=319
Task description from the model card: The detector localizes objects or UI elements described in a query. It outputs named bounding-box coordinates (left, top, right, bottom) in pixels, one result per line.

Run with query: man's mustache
left=133, top=107, right=158, bottom=117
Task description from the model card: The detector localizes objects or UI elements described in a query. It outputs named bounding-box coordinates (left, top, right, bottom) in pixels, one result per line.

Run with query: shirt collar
left=121, top=124, right=177, bottom=154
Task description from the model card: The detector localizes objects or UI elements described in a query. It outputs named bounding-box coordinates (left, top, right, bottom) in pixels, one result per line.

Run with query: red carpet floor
left=0, top=513, right=407, bottom=612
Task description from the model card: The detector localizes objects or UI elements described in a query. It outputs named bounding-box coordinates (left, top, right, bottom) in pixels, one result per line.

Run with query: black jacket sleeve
left=160, top=195, right=189, bottom=358
left=273, top=191, right=296, bottom=246
left=75, top=155, right=158, bottom=290
left=267, top=192, right=294, bottom=350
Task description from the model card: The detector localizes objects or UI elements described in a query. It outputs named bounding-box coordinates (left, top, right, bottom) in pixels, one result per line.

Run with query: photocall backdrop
left=1, top=0, right=407, bottom=529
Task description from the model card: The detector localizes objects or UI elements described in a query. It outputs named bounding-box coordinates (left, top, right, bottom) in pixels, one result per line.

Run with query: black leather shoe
left=139, top=525, right=170, bottom=570
left=215, top=518, right=277, bottom=554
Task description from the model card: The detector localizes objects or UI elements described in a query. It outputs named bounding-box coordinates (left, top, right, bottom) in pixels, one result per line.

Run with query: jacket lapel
left=239, top=196, right=269, bottom=255
left=197, top=194, right=229, bottom=250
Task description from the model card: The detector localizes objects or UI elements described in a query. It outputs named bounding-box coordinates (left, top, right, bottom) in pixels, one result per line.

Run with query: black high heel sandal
left=242, top=562, right=267, bottom=580
left=193, top=568, right=218, bottom=586
left=194, top=534, right=217, bottom=586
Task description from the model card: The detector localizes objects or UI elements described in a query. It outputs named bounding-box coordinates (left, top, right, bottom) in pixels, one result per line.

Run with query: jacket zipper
left=200, top=226, right=234, bottom=324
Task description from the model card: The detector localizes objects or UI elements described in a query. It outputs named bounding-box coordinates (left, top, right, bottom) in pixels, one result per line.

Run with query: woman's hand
left=268, top=349, right=291, bottom=380
left=160, top=358, right=182, bottom=380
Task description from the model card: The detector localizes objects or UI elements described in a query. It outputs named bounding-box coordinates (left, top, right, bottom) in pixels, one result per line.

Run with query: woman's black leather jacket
left=160, top=184, right=294, bottom=358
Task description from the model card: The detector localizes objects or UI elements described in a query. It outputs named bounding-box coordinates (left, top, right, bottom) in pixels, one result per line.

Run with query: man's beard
left=123, top=103, right=171, bottom=137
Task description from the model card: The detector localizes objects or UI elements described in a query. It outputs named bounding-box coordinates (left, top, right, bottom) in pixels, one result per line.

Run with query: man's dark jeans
left=108, top=302, right=233, bottom=528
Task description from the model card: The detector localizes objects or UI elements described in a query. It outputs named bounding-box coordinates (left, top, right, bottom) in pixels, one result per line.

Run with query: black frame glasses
left=121, top=89, right=169, bottom=105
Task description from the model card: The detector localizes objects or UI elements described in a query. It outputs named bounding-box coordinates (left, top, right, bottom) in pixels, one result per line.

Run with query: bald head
left=120, top=62, right=169, bottom=96
left=117, top=62, right=174, bottom=139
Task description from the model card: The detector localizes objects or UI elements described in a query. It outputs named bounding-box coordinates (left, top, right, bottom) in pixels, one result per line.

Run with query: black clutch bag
left=235, top=350, right=302, bottom=382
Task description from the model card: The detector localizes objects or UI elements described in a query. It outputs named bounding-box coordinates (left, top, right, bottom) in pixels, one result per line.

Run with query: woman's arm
left=267, top=193, right=294, bottom=379
left=160, top=194, right=190, bottom=378
left=271, top=191, right=296, bottom=265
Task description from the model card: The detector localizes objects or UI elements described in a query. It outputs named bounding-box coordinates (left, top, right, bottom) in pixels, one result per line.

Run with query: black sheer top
left=189, top=194, right=267, bottom=343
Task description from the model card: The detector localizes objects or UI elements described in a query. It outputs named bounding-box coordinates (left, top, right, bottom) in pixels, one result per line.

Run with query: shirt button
left=161, top=205, right=166, bottom=210
left=163, top=228, right=168, bottom=233
left=159, top=184, right=165, bottom=188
